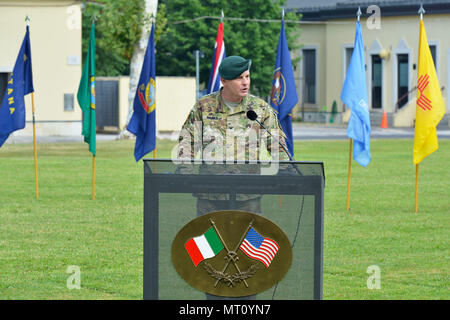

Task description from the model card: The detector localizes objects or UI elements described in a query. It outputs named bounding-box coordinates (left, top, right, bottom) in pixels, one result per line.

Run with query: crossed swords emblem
left=205, top=218, right=258, bottom=288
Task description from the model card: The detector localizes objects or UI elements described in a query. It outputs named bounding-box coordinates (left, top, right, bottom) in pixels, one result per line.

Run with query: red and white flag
left=206, top=22, right=226, bottom=94
left=239, top=227, right=279, bottom=268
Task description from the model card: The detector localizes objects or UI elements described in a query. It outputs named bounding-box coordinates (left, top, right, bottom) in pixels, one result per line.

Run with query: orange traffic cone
left=381, top=111, right=388, bottom=128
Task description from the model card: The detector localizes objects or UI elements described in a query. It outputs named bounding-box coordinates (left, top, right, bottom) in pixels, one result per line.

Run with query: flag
left=127, top=23, right=156, bottom=161
left=184, top=227, right=224, bottom=267
left=206, top=22, right=225, bottom=94
left=77, top=23, right=96, bottom=156
left=239, top=227, right=279, bottom=268
left=413, top=20, right=445, bottom=164
left=270, top=20, right=298, bottom=157
left=0, top=26, right=34, bottom=147
left=340, top=21, right=371, bottom=167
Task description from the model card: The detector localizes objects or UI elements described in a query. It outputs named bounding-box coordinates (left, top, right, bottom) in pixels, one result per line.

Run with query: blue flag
left=270, top=20, right=298, bottom=157
left=0, top=26, right=34, bottom=147
left=127, top=23, right=156, bottom=161
left=340, top=22, right=371, bottom=167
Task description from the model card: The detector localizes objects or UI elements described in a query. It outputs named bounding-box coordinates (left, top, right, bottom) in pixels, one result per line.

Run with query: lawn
left=0, top=138, right=448, bottom=299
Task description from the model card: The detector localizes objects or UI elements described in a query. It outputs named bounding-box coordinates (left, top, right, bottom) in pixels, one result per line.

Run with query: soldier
left=177, top=55, right=291, bottom=217
left=177, top=56, right=293, bottom=300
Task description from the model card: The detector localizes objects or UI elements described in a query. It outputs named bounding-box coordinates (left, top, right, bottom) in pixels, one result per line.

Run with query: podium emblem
left=171, top=211, right=292, bottom=297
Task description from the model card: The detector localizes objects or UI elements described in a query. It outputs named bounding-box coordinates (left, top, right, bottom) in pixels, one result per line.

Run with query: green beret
left=219, top=56, right=252, bottom=80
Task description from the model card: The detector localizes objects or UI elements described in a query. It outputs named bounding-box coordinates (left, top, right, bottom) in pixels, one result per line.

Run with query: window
left=302, top=49, right=316, bottom=104
left=64, top=93, right=74, bottom=111
left=429, top=44, right=437, bottom=67
left=371, top=55, right=382, bottom=109
left=0, top=73, right=9, bottom=103
left=397, top=54, right=409, bottom=109
left=345, top=47, right=354, bottom=73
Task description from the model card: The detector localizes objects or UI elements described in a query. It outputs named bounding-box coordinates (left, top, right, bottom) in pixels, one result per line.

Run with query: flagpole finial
left=282, top=9, right=285, bottom=21
left=221, top=10, right=224, bottom=22
left=418, top=4, right=425, bottom=20
left=25, top=15, right=30, bottom=26
left=357, top=7, right=362, bottom=22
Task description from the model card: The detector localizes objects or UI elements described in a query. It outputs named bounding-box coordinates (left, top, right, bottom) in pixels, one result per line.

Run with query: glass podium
left=143, top=159, right=325, bottom=300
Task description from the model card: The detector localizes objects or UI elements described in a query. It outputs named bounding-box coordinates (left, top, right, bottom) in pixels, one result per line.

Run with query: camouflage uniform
left=177, top=89, right=290, bottom=204
left=178, top=89, right=290, bottom=161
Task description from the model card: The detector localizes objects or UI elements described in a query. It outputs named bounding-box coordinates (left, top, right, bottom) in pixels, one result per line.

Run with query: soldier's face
left=221, top=70, right=250, bottom=102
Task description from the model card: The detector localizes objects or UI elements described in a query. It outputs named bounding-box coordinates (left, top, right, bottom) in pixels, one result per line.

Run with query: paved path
left=5, top=133, right=119, bottom=144
left=292, top=123, right=450, bottom=140
left=4, top=124, right=450, bottom=144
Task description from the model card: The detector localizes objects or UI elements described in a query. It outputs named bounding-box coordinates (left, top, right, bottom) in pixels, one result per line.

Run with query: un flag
left=340, top=21, right=371, bottom=167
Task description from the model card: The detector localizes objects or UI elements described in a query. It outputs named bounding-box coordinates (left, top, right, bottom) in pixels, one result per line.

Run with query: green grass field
left=0, top=138, right=448, bottom=300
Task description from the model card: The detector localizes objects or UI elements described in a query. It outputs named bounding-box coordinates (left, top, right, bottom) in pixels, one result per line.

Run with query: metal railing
left=395, top=85, right=445, bottom=112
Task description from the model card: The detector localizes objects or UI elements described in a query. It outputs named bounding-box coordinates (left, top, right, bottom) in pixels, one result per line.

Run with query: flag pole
left=279, top=8, right=284, bottom=209
left=415, top=5, right=425, bottom=213
left=415, top=164, right=419, bottom=213
left=92, top=155, right=96, bottom=200
left=26, top=16, right=39, bottom=199
left=346, top=138, right=353, bottom=211
left=31, top=92, right=39, bottom=199
left=419, top=4, right=424, bottom=21
left=346, top=8, right=361, bottom=211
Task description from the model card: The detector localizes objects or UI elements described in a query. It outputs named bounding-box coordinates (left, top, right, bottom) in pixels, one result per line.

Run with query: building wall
left=0, top=1, right=196, bottom=137
left=296, top=13, right=450, bottom=123
left=0, top=0, right=82, bottom=136
left=117, top=76, right=196, bottom=134
left=295, top=23, right=327, bottom=110
left=154, top=76, right=196, bottom=133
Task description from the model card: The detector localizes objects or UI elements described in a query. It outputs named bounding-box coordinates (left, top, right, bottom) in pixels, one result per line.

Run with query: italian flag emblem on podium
left=184, top=227, right=224, bottom=267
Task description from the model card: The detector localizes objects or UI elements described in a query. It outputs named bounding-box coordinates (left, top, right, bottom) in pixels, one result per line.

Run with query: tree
left=124, top=0, right=158, bottom=136
left=81, top=0, right=166, bottom=76
left=81, top=0, right=167, bottom=135
left=156, top=0, right=300, bottom=98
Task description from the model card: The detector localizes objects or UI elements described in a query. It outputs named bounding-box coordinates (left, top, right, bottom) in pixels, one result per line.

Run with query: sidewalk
left=5, top=133, right=119, bottom=144
left=4, top=123, right=450, bottom=144
left=292, top=123, right=450, bottom=140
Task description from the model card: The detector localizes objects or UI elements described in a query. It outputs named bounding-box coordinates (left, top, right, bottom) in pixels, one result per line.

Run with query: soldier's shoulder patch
left=247, top=94, right=266, bottom=105
left=199, top=92, right=220, bottom=103
left=197, top=94, right=221, bottom=113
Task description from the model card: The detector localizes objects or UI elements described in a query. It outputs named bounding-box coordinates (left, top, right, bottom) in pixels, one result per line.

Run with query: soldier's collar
left=218, top=89, right=249, bottom=114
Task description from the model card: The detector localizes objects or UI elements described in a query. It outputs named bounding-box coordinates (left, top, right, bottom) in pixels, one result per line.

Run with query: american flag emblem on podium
left=239, top=227, right=279, bottom=268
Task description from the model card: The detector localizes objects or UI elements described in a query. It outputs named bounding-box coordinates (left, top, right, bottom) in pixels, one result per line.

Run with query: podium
left=143, top=159, right=325, bottom=300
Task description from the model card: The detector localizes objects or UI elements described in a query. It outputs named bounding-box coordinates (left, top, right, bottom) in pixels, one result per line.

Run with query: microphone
left=246, top=110, right=302, bottom=176
left=246, top=110, right=258, bottom=121
left=246, top=110, right=293, bottom=160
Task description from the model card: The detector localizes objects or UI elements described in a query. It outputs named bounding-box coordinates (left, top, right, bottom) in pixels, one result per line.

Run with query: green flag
left=77, top=23, right=96, bottom=156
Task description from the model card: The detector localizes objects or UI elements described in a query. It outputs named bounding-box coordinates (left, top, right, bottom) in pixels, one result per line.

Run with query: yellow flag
left=413, top=20, right=445, bottom=164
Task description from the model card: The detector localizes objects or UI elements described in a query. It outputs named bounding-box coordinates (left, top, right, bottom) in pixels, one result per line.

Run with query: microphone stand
left=247, top=111, right=303, bottom=176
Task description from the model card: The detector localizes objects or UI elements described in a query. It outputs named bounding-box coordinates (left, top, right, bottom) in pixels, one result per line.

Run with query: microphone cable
left=245, top=109, right=306, bottom=299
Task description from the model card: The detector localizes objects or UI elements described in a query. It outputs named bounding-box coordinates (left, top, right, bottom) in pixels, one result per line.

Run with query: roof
left=284, top=0, right=450, bottom=20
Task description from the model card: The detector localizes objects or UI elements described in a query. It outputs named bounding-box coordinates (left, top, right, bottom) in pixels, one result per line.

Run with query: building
left=285, top=0, right=450, bottom=127
left=0, top=0, right=83, bottom=136
left=0, top=0, right=195, bottom=140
